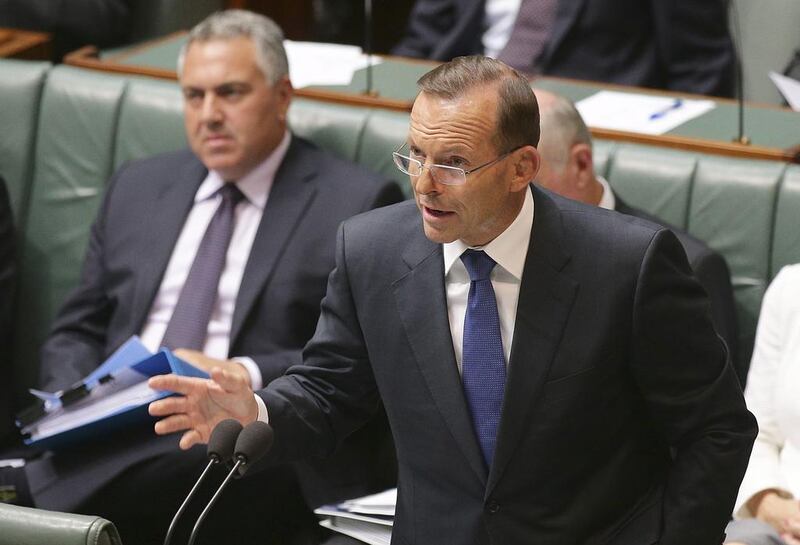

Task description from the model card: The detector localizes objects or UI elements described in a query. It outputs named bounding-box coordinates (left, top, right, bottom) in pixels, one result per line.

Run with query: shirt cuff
left=254, top=394, right=269, bottom=423
left=231, top=357, right=263, bottom=390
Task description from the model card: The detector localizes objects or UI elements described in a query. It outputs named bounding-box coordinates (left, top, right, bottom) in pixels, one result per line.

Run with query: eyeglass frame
left=391, top=142, right=522, bottom=186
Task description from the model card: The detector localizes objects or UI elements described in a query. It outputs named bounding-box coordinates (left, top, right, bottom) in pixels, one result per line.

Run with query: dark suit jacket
left=30, top=137, right=403, bottom=512
left=0, top=176, right=16, bottom=446
left=393, top=0, right=735, bottom=97
left=615, top=198, right=741, bottom=382
left=261, top=187, right=756, bottom=545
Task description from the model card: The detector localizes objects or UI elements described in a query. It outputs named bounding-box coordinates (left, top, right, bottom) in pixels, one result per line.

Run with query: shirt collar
left=443, top=185, right=534, bottom=280
left=596, top=175, right=616, bottom=211
left=195, top=130, right=292, bottom=209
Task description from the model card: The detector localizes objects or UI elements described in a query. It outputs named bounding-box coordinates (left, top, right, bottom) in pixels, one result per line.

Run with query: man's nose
left=413, top=164, right=441, bottom=195
left=200, top=94, right=223, bottom=124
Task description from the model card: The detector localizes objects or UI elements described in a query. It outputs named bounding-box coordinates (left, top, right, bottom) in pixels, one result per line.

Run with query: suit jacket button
left=487, top=500, right=500, bottom=514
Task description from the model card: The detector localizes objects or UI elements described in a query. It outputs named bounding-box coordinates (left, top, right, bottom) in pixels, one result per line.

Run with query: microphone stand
left=363, top=0, right=378, bottom=97
left=729, top=0, right=750, bottom=145
left=163, top=457, right=218, bottom=545
left=186, top=458, right=244, bottom=545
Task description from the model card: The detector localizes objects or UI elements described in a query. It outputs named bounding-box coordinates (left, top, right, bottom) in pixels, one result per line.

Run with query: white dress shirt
left=734, top=264, right=800, bottom=517
left=596, top=176, right=616, bottom=211
left=482, top=0, right=523, bottom=58
left=256, top=185, right=534, bottom=422
left=140, top=131, right=292, bottom=390
left=443, top=185, right=534, bottom=372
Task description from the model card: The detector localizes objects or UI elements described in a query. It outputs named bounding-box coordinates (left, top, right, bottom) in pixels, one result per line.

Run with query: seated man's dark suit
left=27, top=137, right=403, bottom=543
left=615, top=197, right=741, bottom=383
left=260, top=186, right=756, bottom=545
left=393, top=0, right=735, bottom=96
left=0, top=176, right=16, bottom=446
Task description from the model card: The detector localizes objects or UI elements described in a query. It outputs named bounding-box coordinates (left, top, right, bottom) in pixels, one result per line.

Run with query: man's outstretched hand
left=148, top=367, right=259, bottom=450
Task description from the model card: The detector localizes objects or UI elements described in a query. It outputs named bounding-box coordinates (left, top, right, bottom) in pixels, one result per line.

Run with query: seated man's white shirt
left=256, top=185, right=535, bottom=423
left=596, top=176, right=616, bottom=211
left=140, top=131, right=292, bottom=390
left=483, top=0, right=522, bottom=58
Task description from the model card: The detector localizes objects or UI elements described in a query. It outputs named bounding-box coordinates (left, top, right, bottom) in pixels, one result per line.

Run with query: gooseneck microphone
left=162, top=419, right=243, bottom=545
left=187, top=421, right=274, bottom=545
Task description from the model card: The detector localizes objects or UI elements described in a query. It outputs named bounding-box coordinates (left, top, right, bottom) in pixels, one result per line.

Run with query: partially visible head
left=535, top=89, right=600, bottom=205
left=408, top=56, right=541, bottom=246
left=178, top=10, right=292, bottom=180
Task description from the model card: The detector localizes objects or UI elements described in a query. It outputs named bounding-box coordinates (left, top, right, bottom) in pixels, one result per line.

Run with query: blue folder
left=19, top=336, right=208, bottom=450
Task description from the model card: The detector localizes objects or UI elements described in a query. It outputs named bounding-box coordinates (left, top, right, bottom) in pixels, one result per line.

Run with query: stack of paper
left=284, top=41, right=383, bottom=89
left=315, top=488, right=397, bottom=545
left=575, top=90, right=716, bottom=135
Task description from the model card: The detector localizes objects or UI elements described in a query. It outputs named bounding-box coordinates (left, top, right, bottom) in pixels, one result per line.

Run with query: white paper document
left=341, top=487, right=397, bottom=516
left=576, top=91, right=716, bottom=135
left=319, top=518, right=392, bottom=545
left=770, top=71, right=800, bottom=111
left=284, top=40, right=383, bottom=89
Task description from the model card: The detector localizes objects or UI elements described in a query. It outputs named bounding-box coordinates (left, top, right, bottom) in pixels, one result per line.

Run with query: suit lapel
left=230, top=138, right=318, bottom=345
left=487, top=188, right=578, bottom=495
left=393, top=228, right=488, bottom=485
left=540, top=0, right=587, bottom=68
left=131, top=156, right=206, bottom=331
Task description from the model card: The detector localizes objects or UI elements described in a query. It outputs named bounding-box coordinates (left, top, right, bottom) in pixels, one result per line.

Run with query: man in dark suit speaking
left=12, top=10, right=402, bottom=544
left=533, top=89, right=742, bottom=382
left=151, top=56, right=756, bottom=544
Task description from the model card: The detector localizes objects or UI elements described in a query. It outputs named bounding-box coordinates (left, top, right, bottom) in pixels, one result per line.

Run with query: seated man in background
left=0, top=176, right=16, bottom=449
left=0, top=10, right=402, bottom=545
left=393, top=0, right=735, bottom=97
left=534, top=89, right=742, bottom=381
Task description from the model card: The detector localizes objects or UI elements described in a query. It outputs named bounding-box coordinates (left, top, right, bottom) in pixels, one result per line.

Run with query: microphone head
left=233, top=421, right=274, bottom=477
left=207, top=419, right=243, bottom=463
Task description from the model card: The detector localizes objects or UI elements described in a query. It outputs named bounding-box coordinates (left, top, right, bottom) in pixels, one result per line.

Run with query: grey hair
left=537, top=92, right=592, bottom=167
left=177, top=10, right=289, bottom=84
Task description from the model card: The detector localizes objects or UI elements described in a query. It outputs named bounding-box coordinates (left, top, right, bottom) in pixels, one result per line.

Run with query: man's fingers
left=148, top=395, right=189, bottom=417
left=153, top=413, right=193, bottom=435
left=179, top=429, right=203, bottom=450
left=210, top=366, right=248, bottom=392
left=149, top=373, right=206, bottom=394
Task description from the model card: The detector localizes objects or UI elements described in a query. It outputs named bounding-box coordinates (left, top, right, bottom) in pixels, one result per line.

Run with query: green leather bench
left=1, top=59, right=799, bottom=447
left=0, top=502, right=122, bottom=545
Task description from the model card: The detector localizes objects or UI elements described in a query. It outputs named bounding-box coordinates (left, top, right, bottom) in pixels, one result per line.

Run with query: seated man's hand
left=148, top=367, right=258, bottom=450
left=173, top=348, right=252, bottom=388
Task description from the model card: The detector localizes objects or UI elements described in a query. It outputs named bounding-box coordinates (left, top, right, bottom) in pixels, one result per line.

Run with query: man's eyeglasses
left=392, top=143, right=519, bottom=186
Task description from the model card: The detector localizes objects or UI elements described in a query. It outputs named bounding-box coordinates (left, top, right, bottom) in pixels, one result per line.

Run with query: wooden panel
left=0, top=28, right=51, bottom=60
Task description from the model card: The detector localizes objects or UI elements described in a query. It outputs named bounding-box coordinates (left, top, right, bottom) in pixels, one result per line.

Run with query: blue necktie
left=460, top=249, right=507, bottom=468
left=161, top=183, right=245, bottom=351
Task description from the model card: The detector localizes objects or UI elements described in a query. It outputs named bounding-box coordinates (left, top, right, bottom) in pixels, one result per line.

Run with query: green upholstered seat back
left=0, top=503, right=122, bottom=545
left=358, top=109, right=411, bottom=196
left=773, top=165, right=800, bottom=274
left=113, top=78, right=186, bottom=169
left=11, top=67, right=127, bottom=401
left=607, top=145, right=698, bottom=230
left=289, top=98, right=371, bottom=162
left=0, top=59, right=50, bottom=226
left=689, top=158, right=787, bottom=367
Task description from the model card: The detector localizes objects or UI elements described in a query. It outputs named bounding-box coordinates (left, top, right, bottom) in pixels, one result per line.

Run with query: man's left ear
left=511, top=146, right=540, bottom=191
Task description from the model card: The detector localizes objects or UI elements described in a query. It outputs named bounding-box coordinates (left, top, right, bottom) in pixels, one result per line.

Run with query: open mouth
left=423, top=206, right=454, bottom=218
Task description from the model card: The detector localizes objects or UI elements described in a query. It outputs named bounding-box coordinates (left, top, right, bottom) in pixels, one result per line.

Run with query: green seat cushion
left=358, top=109, right=411, bottom=197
